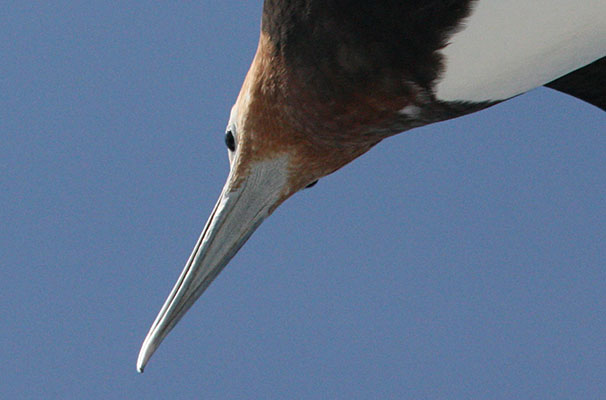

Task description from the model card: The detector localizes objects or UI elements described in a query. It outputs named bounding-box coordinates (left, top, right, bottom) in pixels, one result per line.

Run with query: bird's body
left=138, top=0, right=605, bottom=371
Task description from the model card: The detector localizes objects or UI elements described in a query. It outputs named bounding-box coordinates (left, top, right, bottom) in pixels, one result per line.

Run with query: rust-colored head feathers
left=231, top=32, right=396, bottom=199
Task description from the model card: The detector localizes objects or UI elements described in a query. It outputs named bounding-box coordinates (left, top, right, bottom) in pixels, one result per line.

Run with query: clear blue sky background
left=2, top=2, right=605, bottom=399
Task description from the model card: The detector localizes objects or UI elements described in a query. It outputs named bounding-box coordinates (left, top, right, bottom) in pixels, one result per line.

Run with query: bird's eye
left=305, top=180, right=318, bottom=189
left=225, top=130, right=236, bottom=152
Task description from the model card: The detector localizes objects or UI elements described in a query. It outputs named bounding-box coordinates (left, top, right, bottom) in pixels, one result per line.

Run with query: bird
left=137, top=0, right=605, bottom=372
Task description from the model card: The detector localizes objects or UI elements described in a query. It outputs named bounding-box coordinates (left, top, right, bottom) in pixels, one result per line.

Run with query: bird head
left=137, top=33, right=380, bottom=372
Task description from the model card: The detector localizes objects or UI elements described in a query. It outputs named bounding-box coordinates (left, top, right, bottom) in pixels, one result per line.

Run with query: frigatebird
left=137, top=0, right=605, bottom=371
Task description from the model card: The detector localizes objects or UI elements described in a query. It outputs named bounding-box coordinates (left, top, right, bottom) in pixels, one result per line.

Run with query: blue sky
left=2, top=2, right=605, bottom=399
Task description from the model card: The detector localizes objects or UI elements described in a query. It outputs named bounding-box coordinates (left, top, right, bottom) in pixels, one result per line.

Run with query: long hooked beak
left=137, top=156, right=291, bottom=372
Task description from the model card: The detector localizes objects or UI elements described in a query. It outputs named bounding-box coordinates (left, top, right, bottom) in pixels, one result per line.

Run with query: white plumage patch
left=435, top=0, right=606, bottom=102
left=399, top=104, right=421, bottom=117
